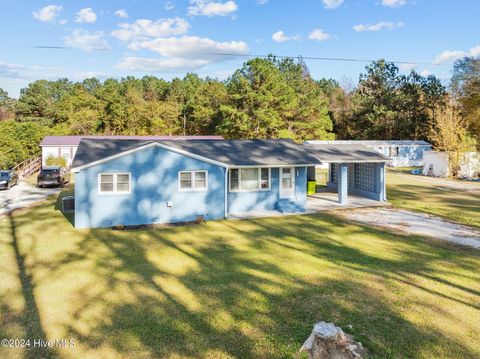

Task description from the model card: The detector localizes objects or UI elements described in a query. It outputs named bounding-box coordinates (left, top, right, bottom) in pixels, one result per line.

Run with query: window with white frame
left=229, top=168, right=271, bottom=191
left=389, top=146, right=399, bottom=157
left=60, top=147, right=70, bottom=160
left=178, top=171, right=207, bottom=191
left=98, top=173, right=131, bottom=194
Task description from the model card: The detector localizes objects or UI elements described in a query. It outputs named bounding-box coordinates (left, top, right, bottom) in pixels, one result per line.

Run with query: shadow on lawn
left=51, top=213, right=480, bottom=358
left=387, top=182, right=480, bottom=228
left=5, top=202, right=58, bottom=359
left=54, top=188, right=75, bottom=227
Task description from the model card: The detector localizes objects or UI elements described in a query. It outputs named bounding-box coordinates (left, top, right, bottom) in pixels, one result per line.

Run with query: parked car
left=37, top=167, right=70, bottom=188
left=0, top=170, right=19, bottom=190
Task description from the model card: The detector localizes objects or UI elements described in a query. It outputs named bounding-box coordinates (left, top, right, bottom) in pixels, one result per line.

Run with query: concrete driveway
left=0, top=182, right=62, bottom=216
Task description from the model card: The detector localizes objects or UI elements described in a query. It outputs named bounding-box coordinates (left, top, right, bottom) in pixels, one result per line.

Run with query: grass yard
left=387, top=171, right=480, bottom=229
left=1, top=192, right=479, bottom=359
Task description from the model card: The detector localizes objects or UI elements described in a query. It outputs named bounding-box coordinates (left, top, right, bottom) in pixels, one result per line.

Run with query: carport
left=305, top=143, right=390, bottom=205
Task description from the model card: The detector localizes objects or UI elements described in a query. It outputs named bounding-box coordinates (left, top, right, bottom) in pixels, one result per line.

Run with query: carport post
left=338, top=163, right=348, bottom=204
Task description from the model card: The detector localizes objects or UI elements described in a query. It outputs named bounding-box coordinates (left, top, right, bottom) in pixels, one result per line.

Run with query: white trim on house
left=225, top=164, right=317, bottom=168
left=224, top=167, right=228, bottom=218
left=97, top=172, right=131, bottom=195
left=228, top=167, right=271, bottom=192
left=40, top=145, right=78, bottom=148
left=72, top=142, right=230, bottom=172
left=177, top=170, right=208, bottom=192
left=318, top=160, right=388, bottom=164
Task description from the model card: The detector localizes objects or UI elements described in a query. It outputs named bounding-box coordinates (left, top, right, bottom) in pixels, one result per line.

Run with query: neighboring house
left=423, top=151, right=480, bottom=178
left=306, top=140, right=432, bottom=167
left=70, top=138, right=390, bottom=229
left=40, top=135, right=224, bottom=167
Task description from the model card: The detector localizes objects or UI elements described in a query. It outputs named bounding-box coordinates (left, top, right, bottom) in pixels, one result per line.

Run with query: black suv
left=0, top=170, right=19, bottom=190
left=37, top=167, right=70, bottom=188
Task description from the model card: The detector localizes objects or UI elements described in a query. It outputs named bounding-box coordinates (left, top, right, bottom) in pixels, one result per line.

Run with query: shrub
left=45, top=155, right=67, bottom=168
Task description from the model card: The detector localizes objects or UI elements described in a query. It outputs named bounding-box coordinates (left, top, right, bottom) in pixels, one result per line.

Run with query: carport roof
left=305, top=143, right=391, bottom=163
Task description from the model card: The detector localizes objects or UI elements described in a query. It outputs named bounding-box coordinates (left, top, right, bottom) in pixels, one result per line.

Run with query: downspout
left=383, top=163, right=387, bottom=201
left=224, top=167, right=228, bottom=219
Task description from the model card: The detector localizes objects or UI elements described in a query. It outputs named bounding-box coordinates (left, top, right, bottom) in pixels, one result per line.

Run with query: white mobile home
left=305, top=140, right=432, bottom=167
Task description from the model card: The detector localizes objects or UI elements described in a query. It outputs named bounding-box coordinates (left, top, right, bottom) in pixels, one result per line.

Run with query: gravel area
left=0, top=182, right=62, bottom=216
left=340, top=207, right=480, bottom=249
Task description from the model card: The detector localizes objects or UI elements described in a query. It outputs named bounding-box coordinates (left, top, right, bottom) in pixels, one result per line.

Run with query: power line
left=31, top=46, right=69, bottom=49
left=206, top=53, right=445, bottom=66
left=29, top=46, right=447, bottom=66
left=30, top=45, right=109, bottom=51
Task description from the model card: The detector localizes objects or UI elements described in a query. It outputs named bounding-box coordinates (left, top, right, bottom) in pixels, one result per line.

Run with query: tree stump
left=300, top=322, right=364, bottom=359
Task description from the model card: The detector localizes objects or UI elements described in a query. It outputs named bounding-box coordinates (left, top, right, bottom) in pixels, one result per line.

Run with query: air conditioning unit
left=62, top=196, right=75, bottom=213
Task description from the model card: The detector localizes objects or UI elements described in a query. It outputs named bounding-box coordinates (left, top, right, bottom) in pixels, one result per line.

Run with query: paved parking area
left=0, top=182, right=62, bottom=216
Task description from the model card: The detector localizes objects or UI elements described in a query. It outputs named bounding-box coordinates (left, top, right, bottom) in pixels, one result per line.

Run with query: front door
left=280, top=167, right=295, bottom=198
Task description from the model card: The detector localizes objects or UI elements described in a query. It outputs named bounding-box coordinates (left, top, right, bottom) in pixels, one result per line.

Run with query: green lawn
left=1, top=193, right=479, bottom=359
left=387, top=171, right=480, bottom=229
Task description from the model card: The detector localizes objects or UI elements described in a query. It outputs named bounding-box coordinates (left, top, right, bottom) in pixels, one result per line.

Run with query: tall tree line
left=320, top=60, right=447, bottom=141
left=1, top=56, right=479, bottom=169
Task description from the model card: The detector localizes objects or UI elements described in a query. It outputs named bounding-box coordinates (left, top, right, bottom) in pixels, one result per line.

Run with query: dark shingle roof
left=72, top=139, right=321, bottom=169
left=304, top=143, right=390, bottom=163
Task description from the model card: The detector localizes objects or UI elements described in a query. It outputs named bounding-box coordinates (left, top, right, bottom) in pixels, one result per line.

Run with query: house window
left=389, top=146, right=399, bottom=157
left=229, top=168, right=271, bottom=191
left=98, top=173, right=131, bottom=194
left=178, top=171, right=208, bottom=191
left=60, top=147, right=70, bottom=160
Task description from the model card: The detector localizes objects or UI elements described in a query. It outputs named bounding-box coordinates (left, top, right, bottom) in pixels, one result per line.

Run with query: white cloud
left=322, top=0, right=343, bottom=9
left=272, top=30, right=300, bottom=42
left=432, top=45, right=480, bottom=64
left=0, top=62, right=25, bottom=78
left=32, top=5, right=62, bottom=22
left=420, top=70, right=431, bottom=77
left=118, top=35, right=249, bottom=72
left=114, top=9, right=128, bottom=19
left=256, top=0, right=268, bottom=4
left=112, top=18, right=190, bottom=42
left=381, top=0, right=406, bottom=7
left=59, top=19, right=67, bottom=25
left=399, top=63, right=417, bottom=71
left=0, top=61, right=61, bottom=81
left=70, top=71, right=109, bottom=81
left=353, top=21, right=404, bottom=32
left=64, top=29, right=111, bottom=51
left=75, top=8, right=97, bottom=23
left=308, top=29, right=331, bottom=41
left=117, top=57, right=212, bottom=72
left=188, top=0, right=238, bottom=17
left=128, top=35, right=249, bottom=58
left=165, top=1, right=175, bottom=10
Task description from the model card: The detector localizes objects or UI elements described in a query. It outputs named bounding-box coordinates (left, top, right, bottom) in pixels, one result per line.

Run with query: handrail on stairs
left=12, top=155, right=42, bottom=178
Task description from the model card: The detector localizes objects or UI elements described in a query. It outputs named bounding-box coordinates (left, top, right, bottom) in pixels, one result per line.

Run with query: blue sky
left=1, top=0, right=479, bottom=97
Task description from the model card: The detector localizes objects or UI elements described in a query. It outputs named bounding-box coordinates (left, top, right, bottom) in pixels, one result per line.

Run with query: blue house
left=71, top=138, right=390, bottom=229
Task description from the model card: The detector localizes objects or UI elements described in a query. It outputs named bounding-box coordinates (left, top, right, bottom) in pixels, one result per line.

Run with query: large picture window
left=98, top=173, right=131, bottom=194
left=229, top=168, right=271, bottom=192
left=178, top=171, right=208, bottom=191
